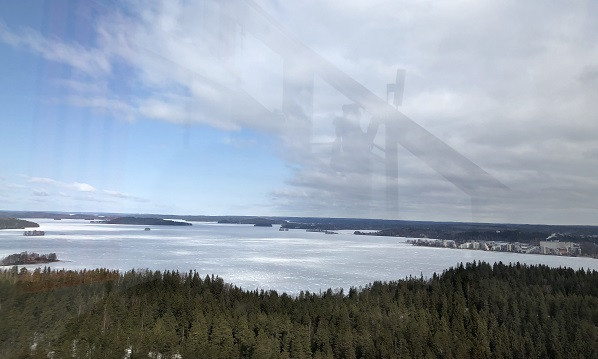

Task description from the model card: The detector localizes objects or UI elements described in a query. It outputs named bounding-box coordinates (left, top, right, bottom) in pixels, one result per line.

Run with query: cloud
left=19, top=176, right=148, bottom=204
left=72, top=182, right=96, bottom=192
left=0, top=21, right=111, bottom=76
left=70, top=194, right=111, bottom=203
left=55, top=78, right=108, bottom=94
left=29, top=177, right=96, bottom=193
left=103, top=189, right=128, bottom=198
left=103, top=190, right=148, bottom=202
left=7, top=183, right=26, bottom=189
left=65, top=95, right=136, bottom=122
left=3, top=1, right=598, bottom=223
left=263, top=0, right=598, bottom=223
left=29, top=177, right=59, bottom=185
left=32, top=190, right=49, bottom=197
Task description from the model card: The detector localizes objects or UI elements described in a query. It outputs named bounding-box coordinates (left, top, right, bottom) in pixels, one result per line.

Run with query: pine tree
left=289, top=323, right=312, bottom=359
left=209, top=315, right=235, bottom=359
left=185, top=311, right=209, bottom=356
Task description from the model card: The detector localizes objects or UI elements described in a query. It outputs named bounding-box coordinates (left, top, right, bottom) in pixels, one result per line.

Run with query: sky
left=0, top=0, right=597, bottom=225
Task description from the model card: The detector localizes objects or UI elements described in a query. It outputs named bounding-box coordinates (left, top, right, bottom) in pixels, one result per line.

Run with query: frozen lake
left=1, top=218, right=597, bottom=294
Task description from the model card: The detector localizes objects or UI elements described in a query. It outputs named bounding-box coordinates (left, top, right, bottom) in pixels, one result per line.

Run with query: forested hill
left=0, top=218, right=39, bottom=230
left=1, top=262, right=597, bottom=358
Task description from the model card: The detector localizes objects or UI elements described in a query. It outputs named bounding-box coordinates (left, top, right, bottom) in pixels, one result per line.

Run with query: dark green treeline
left=1, top=262, right=597, bottom=358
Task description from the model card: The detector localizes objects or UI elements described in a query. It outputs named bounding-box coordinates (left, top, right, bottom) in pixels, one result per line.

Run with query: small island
left=0, top=218, right=39, bottom=230
left=23, top=230, right=45, bottom=236
left=0, top=251, right=58, bottom=266
left=102, top=217, right=192, bottom=226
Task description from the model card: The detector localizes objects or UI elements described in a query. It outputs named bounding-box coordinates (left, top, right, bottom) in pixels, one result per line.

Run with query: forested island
left=0, top=252, right=58, bottom=266
left=101, top=217, right=192, bottom=226
left=0, top=262, right=596, bottom=358
left=0, top=218, right=39, bottom=230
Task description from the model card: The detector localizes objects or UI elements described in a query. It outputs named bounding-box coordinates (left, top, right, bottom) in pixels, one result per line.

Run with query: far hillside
left=103, top=217, right=192, bottom=226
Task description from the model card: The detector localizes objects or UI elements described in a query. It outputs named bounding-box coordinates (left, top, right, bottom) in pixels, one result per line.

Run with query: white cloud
left=72, top=182, right=96, bottom=192
left=29, top=177, right=96, bottom=193
left=29, top=177, right=59, bottom=185
left=0, top=21, right=111, bottom=76
left=2, top=0, right=598, bottom=223
left=7, top=183, right=26, bottom=189
left=17, top=176, right=148, bottom=205
left=103, top=189, right=127, bottom=198
left=65, top=95, right=136, bottom=122
left=103, top=189, right=148, bottom=202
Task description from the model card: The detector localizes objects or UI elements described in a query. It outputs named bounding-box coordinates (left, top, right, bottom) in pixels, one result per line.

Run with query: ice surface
left=1, top=219, right=597, bottom=294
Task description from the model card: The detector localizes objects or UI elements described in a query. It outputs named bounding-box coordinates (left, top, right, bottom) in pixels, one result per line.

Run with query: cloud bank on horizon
left=0, top=0, right=597, bottom=224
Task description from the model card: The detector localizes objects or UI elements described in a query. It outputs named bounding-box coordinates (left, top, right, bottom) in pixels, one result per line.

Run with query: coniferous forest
left=1, top=262, right=597, bottom=359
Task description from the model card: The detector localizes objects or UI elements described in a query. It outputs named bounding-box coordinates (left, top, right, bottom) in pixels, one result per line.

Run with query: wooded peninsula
left=0, top=217, right=39, bottom=230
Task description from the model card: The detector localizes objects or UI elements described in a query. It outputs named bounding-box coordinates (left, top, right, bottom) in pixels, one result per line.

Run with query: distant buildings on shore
left=539, top=240, right=581, bottom=255
left=408, top=238, right=581, bottom=257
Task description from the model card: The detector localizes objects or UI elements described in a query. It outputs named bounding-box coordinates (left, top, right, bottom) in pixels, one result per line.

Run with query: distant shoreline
left=98, top=217, right=192, bottom=226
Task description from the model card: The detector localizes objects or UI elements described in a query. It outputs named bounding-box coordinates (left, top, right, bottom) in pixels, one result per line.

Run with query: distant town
left=407, top=238, right=582, bottom=257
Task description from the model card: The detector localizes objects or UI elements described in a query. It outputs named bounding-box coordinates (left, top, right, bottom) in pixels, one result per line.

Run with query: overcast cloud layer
left=1, top=0, right=598, bottom=224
